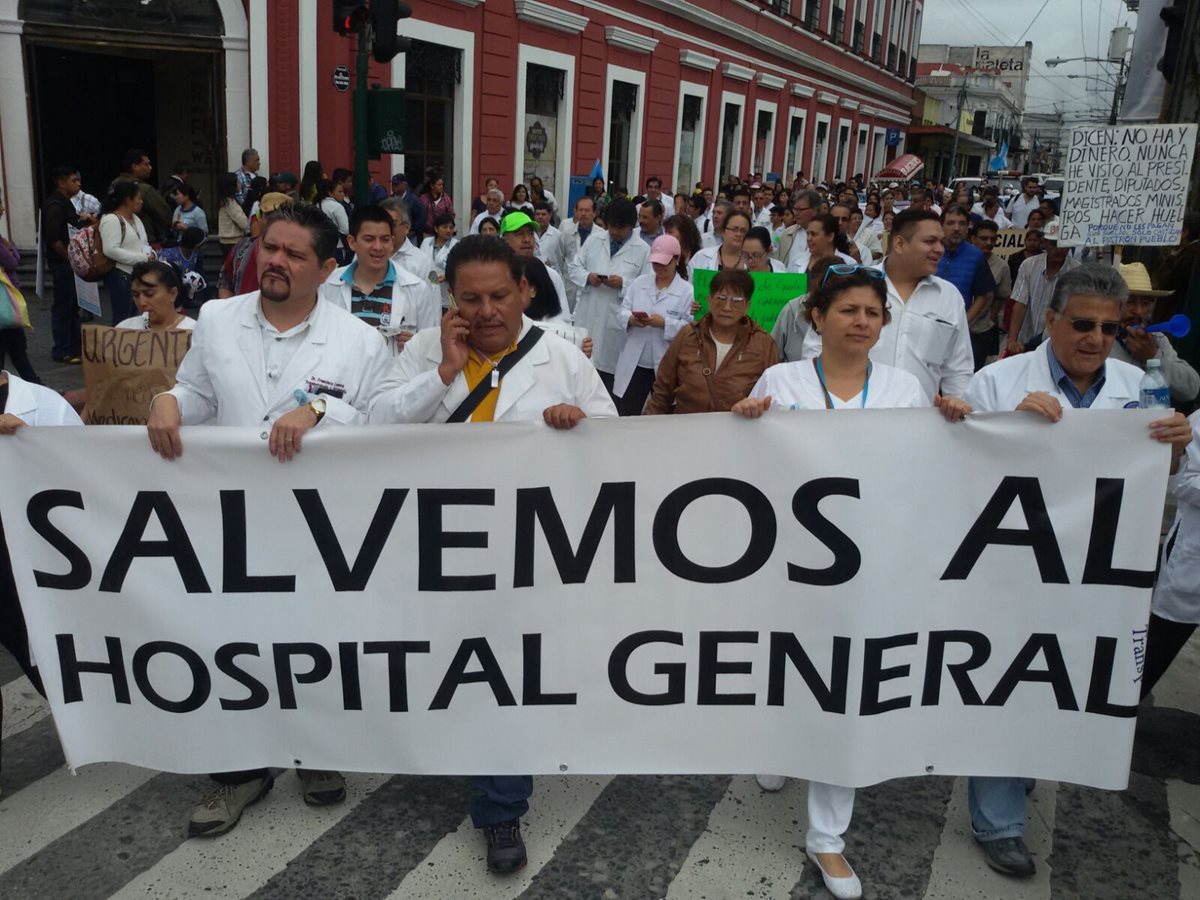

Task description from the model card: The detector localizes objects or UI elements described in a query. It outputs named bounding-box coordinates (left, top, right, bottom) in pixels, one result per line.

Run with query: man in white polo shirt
left=802, top=208, right=974, bottom=400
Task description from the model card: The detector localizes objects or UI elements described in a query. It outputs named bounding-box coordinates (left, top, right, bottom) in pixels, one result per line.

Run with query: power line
left=939, top=0, right=1094, bottom=106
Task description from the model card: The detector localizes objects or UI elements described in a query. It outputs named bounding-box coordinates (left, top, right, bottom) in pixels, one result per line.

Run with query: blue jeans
left=48, top=261, right=80, bottom=359
left=968, top=776, right=1026, bottom=841
left=104, top=269, right=134, bottom=325
left=469, top=775, right=532, bottom=827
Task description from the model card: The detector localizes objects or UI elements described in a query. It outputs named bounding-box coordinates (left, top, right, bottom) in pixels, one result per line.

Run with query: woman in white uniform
left=0, top=369, right=81, bottom=793
left=689, top=210, right=751, bottom=278
left=117, top=261, right=196, bottom=332
left=732, top=265, right=966, bottom=899
left=613, top=234, right=693, bottom=415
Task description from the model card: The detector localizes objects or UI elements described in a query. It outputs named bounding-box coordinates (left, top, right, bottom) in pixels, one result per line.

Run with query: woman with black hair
left=423, top=212, right=459, bottom=310
left=299, top=160, right=324, bottom=204
left=663, top=214, right=701, bottom=280
left=171, top=183, right=208, bottom=236
left=517, top=256, right=568, bottom=324
left=216, top=172, right=248, bottom=258
left=100, top=180, right=155, bottom=325
left=733, top=265, right=964, bottom=900
left=117, top=260, right=195, bottom=331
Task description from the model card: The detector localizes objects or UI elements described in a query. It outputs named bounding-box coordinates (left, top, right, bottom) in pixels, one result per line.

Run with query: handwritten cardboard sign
left=82, top=324, right=192, bottom=425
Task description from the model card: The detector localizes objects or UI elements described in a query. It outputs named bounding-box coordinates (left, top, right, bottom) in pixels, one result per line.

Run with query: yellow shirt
left=462, top=339, right=519, bottom=422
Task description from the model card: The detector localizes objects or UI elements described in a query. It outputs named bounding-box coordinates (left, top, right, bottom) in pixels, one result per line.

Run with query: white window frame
left=672, top=81, right=709, bottom=194
left=854, top=123, right=870, bottom=180
left=602, top=64, right=648, bottom=194
left=392, top=19, right=477, bottom=225
left=871, top=125, right=887, bottom=178
left=751, top=98, right=778, bottom=177
left=813, top=112, right=832, bottom=183
left=834, top=118, right=852, bottom=180
left=909, top=4, right=922, bottom=63
left=514, top=45, right=577, bottom=201
left=784, top=108, right=808, bottom=182
left=717, top=90, right=747, bottom=183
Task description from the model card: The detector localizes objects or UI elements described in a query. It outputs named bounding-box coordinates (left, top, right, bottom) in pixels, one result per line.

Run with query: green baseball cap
left=500, top=211, right=540, bottom=234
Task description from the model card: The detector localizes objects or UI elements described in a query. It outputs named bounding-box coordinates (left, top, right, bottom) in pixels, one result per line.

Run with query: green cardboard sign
left=691, top=270, right=808, bottom=333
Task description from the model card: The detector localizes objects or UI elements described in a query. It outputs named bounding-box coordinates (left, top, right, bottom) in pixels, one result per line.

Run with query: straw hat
left=1118, top=262, right=1172, bottom=297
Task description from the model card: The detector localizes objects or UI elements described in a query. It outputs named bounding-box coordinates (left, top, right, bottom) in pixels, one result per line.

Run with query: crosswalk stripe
left=0, top=716, right=66, bottom=798
left=0, top=771, right=209, bottom=900
left=0, top=763, right=159, bottom=877
left=666, top=776, right=807, bottom=899
left=245, top=775, right=471, bottom=900
left=1, top=675, right=49, bottom=740
left=515, top=775, right=731, bottom=898
left=387, top=774, right=612, bottom=899
left=922, top=777, right=1056, bottom=900
left=107, top=770, right=392, bottom=899
left=1168, top=778, right=1200, bottom=900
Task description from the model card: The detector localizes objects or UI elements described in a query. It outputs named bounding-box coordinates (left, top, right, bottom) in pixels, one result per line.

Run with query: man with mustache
left=146, top=202, right=392, bottom=838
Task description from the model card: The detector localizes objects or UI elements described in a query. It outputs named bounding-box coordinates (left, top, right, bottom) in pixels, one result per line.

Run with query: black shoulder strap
left=446, top=326, right=545, bottom=423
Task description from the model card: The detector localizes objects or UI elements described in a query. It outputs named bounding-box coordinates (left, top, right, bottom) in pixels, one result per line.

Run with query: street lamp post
left=1045, top=55, right=1129, bottom=126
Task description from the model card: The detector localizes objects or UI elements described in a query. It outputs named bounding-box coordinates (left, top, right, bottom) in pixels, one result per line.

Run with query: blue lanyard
left=814, top=357, right=871, bottom=409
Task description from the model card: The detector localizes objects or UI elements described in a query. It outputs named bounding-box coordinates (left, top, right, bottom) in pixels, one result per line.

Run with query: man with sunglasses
left=955, top=262, right=1192, bottom=879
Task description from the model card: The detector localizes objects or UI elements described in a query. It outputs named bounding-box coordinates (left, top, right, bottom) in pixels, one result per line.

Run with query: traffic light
left=333, top=1, right=367, bottom=36
left=371, top=0, right=412, bottom=63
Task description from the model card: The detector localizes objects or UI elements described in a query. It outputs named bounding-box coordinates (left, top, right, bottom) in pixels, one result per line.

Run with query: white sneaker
left=806, top=850, right=862, bottom=900
left=755, top=774, right=786, bottom=792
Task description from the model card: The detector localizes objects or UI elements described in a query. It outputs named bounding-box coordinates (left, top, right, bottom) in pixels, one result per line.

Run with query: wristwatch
left=309, top=396, right=327, bottom=424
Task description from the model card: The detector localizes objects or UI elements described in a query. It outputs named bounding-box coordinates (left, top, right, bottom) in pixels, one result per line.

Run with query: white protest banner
left=0, top=412, right=1167, bottom=789
left=1060, top=124, right=1197, bottom=246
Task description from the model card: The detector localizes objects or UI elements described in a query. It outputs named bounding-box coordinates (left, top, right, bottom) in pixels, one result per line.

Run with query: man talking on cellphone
left=369, top=235, right=614, bottom=874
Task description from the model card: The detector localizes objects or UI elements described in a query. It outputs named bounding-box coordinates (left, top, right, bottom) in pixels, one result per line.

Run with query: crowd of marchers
left=2, top=148, right=1200, bottom=898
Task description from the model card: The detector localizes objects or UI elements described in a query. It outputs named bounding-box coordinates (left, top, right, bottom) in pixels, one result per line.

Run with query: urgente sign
left=0, top=412, right=1168, bottom=787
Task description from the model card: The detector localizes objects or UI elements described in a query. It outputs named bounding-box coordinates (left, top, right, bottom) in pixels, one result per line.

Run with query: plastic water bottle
left=1139, top=358, right=1171, bottom=409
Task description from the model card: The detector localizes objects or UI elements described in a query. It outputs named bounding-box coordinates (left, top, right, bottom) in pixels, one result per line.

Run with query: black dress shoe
left=978, top=836, right=1036, bottom=877
left=482, top=818, right=527, bottom=875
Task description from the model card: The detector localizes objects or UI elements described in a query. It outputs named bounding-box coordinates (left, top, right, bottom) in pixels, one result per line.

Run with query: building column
left=218, top=0, right=251, bottom=174
left=0, top=1, right=35, bottom=246
left=249, top=0, right=271, bottom=172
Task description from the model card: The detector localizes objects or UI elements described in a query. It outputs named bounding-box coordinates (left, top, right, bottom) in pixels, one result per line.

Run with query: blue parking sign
left=885, top=128, right=900, bottom=147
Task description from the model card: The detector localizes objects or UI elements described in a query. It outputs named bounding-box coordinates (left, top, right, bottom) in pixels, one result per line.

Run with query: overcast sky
left=918, top=0, right=1135, bottom=120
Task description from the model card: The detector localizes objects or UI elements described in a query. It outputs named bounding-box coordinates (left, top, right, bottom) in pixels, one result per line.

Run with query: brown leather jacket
left=644, top=314, right=779, bottom=414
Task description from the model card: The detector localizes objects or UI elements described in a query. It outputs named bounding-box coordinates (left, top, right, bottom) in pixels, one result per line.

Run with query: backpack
left=68, top=217, right=124, bottom=282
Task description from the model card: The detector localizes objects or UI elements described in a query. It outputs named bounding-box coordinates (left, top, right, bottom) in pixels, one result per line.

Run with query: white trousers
left=805, top=781, right=856, bottom=854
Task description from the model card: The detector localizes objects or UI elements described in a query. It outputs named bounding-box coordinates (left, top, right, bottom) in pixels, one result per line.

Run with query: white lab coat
left=390, top=240, right=432, bottom=280
left=612, top=272, right=694, bottom=397
left=557, top=222, right=606, bottom=312
left=962, top=341, right=1144, bottom=412
left=568, top=235, right=651, bottom=374
left=167, top=291, right=392, bottom=428
left=2, top=372, right=82, bottom=426
left=319, top=263, right=440, bottom=331
left=537, top=225, right=563, bottom=268
left=1154, top=411, right=1200, bottom=623
left=368, top=316, right=617, bottom=424
left=748, top=359, right=927, bottom=410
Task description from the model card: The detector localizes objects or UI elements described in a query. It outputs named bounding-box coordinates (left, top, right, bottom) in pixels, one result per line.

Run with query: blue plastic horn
left=1144, top=314, right=1191, bottom=338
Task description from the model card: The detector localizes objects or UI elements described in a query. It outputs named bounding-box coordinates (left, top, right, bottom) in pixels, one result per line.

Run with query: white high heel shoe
left=806, top=849, right=863, bottom=900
